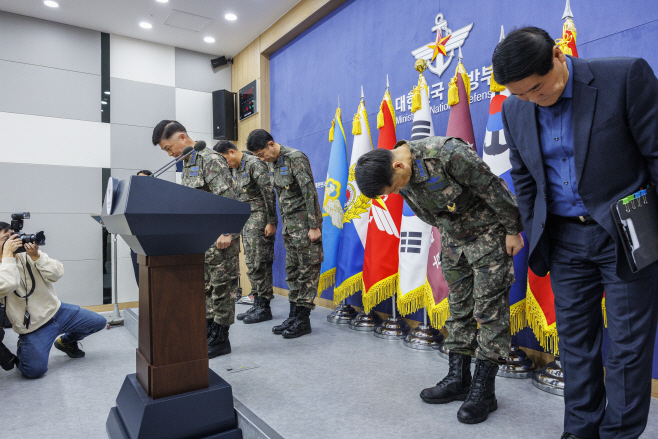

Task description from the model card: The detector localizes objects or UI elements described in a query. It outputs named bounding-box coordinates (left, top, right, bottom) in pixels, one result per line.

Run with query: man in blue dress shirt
left=493, top=27, right=658, bottom=439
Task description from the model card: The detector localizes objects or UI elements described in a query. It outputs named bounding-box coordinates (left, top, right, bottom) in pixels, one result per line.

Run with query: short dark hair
left=0, top=222, right=10, bottom=233
left=246, top=129, right=274, bottom=152
left=492, top=26, right=555, bottom=85
left=355, top=149, right=395, bottom=199
left=136, top=170, right=152, bottom=176
left=152, top=120, right=187, bottom=145
left=213, top=140, right=238, bottom=154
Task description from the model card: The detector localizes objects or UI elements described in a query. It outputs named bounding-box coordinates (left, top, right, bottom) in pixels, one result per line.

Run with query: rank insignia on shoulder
left=447, top=203, right=456, bottom=212
left=416, top=160, right=426, bottom=177
left=191, top=166, right=199, bottom=171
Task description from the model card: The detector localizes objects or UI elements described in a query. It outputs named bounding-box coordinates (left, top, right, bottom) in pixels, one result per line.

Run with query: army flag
left=318, top=107, right=349, bottom=295
left=483, top=27, right=530, bottom=336
left=361, top=91, right=403, bottom=312
left=397, top=65, right=434, bottom=317
left=333, top=98, right=373, bottom=303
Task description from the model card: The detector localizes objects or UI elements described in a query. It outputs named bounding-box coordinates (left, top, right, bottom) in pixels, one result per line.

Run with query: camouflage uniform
left=269, top=145, right=323, bottom=309
left=182, top=147, right=241, bottom=326
left=231, top=153, right=277, bottom=300
left=398, top=137, right=523, bottom=363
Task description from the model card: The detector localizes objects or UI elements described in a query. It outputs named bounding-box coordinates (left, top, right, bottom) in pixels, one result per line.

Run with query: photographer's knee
left=20, top=362, right=47, bottom=379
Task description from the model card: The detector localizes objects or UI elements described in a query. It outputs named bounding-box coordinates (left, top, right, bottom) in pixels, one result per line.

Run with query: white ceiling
left=0, top=0, right=302, bottom=56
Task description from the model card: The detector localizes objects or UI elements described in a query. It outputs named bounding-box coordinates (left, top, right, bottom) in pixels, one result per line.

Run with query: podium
left=102, top=176, right=250, bottom=439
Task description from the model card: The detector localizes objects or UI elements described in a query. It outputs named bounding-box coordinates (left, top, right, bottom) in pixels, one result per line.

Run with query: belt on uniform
left=553, top=214, right=596, bottom=225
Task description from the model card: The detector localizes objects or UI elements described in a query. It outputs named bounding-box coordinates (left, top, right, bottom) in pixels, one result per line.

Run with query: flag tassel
left=329, top=119, right=335, bottom=142
left=489, top=65, right=507, bottom=93
left=352, top=113, right=362, bottom=135
left=510, top=298, right=527, bottom=335
left=332, top=272, right=364, bottom=305
left=362, top=273, right=399, bottom=313
left=526, top=285, right=560, bottom=355
left=410, top=86, right=422, bottom=113
left=602, top=297, right=607, bottom=328
left=317, top=268, right=336, bottom=297
left=396, top=280, right=431, bottom=316
left=428, top=297, right=451, bottom=330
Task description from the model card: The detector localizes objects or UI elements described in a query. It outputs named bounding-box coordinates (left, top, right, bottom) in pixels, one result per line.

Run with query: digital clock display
left=239, top=79, right=258, bottom=121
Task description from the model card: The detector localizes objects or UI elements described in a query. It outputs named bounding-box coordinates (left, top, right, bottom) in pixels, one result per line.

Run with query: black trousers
left=548, top=216, right=658, bottom=439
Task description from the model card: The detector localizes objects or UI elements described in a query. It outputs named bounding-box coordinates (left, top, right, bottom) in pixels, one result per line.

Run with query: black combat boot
left=457, top=359, right=499, bottom=424
left=560, top=433, right=585, bottom=439
left=206, top=318, right=214, bottom=339
left=420, top=352, right=472, bottom=404
left=237, top=294, right=259, bottom=321
left=282, top=306, right=312, bottom=339
left=243, top=296, right=273, bottom=324
left=272, top=302, right=298, bottom=334
left=207, top=324, right=231, bottom=358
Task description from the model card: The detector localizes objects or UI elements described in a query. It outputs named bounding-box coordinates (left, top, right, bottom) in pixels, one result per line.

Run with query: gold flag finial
left=415, top=59, right=428, bottom=74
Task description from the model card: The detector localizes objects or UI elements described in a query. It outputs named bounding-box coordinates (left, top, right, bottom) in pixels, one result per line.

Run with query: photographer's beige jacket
left=0, top=251, right=63, bottom=334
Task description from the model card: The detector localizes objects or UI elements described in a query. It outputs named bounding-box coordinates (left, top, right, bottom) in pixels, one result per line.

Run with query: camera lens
left=21, top=231, right=46, bottom=246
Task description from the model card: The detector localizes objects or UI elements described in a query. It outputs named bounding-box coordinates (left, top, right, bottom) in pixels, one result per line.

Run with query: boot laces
left=466, top=361, right=490, bottom=402
left=436, top=355, right=462, bottom=387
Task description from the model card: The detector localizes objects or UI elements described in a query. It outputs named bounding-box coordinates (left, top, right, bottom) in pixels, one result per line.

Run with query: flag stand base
left=436, top=343, right=477, bottom=363
left=373, top=317, right=410, bottom=340
left=497, top=346, right=537, bottom=378
left=403, top=324, right=443, bottom=350
left=532, top=357, right=564, bottom=396
left=326, top=303, right=358, bottom=324
left=349, top=311, right=382, bottom=331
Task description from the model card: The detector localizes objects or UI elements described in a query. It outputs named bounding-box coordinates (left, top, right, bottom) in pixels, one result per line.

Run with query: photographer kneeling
left=0, top=222, right=106, bottom=378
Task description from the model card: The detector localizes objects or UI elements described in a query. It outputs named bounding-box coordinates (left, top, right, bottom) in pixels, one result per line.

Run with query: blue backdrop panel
left=269, top=0, right=658, bottom=376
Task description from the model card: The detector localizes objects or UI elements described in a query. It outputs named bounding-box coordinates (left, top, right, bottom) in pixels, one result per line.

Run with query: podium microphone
left=152, top=141, right=206, bottom=178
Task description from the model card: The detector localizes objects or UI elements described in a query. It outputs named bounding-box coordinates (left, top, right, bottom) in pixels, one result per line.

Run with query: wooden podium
left=102, top=175, right=250, bottom=438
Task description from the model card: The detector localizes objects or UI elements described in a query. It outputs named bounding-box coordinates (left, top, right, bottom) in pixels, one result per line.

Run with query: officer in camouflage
left=246, top=129, right=323, bottom=339
left=152, top=120, right=240, bottom=358
left=355, top=136, right=524, bottom=425
left=214, top=140, right=277, bottom=325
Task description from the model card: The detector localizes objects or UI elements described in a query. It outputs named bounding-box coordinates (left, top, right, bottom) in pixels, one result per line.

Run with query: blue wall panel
left=269, top=0, right=658, bottom=374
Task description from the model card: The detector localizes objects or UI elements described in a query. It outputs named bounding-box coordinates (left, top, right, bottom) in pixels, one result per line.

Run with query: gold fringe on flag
left=602, top=296, right=607, bottom=328
left=317, top=268, right=336, bottom=297
left=428, top=297, right=451, bottom=329
left=510, top=298, right=527, bottom=335
left=332, top=272, right=364, bottom=304
left=489, top=65, right=506, bottom=92
left=526, top=283, right=559, bottom=355
left=362, top=273, right=399, bottom=313
left=329, top=119, right=335, bottom=142
left=396, top=279, right=431, bottom=316
left=352, top=112, right=362, bottom=135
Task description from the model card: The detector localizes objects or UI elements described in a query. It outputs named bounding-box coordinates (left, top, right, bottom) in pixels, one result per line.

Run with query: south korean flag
left=397, top=73, right=435, bottom=315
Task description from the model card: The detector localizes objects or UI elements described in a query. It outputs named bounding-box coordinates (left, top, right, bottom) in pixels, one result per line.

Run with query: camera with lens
left=10, top=213, right=46, bottom=254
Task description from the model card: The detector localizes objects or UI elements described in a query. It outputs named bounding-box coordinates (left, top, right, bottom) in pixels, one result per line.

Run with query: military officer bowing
left=355, top=136, right=524, bottom=425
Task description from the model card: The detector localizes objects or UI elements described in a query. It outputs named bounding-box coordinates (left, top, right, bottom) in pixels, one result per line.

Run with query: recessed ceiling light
left=101, top=101, right=108, bottom=105
left=224, top=13, right=237, bottom=21
left=44, top=1, right=59, bottom=7
left=156, top=0, right=169, bottom=3
left=104, top=91, right=110, bottom=95
left=204, top=37, right=216, bottom=43
left=139, top=22, right=153, bottom=29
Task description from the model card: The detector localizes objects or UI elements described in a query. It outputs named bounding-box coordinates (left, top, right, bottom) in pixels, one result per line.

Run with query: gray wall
left=0, top=11, right=232, bottom=306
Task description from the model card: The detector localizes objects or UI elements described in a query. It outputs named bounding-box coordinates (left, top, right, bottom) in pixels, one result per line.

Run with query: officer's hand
left=216, top=235, right=233, bottom=250
left=264, top=224, right=276, bottom=237
left=308, top=228, right=321, bottom=242
left=2, top=236, right=22, bottom=259
left=505, top=233, right=524, bottom=257
left=24, top=243, right=40, bottom=261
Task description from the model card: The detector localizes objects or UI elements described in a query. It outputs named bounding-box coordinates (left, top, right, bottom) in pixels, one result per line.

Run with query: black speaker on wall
left=212, top=90, right=237, bottom=141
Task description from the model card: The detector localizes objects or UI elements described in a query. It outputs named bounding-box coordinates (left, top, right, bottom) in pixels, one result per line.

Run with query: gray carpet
left=1, top=298, right=657, bottom=439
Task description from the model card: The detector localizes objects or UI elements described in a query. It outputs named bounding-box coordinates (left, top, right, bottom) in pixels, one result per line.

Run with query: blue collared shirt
left=536, top=56, right=589, bottom=217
